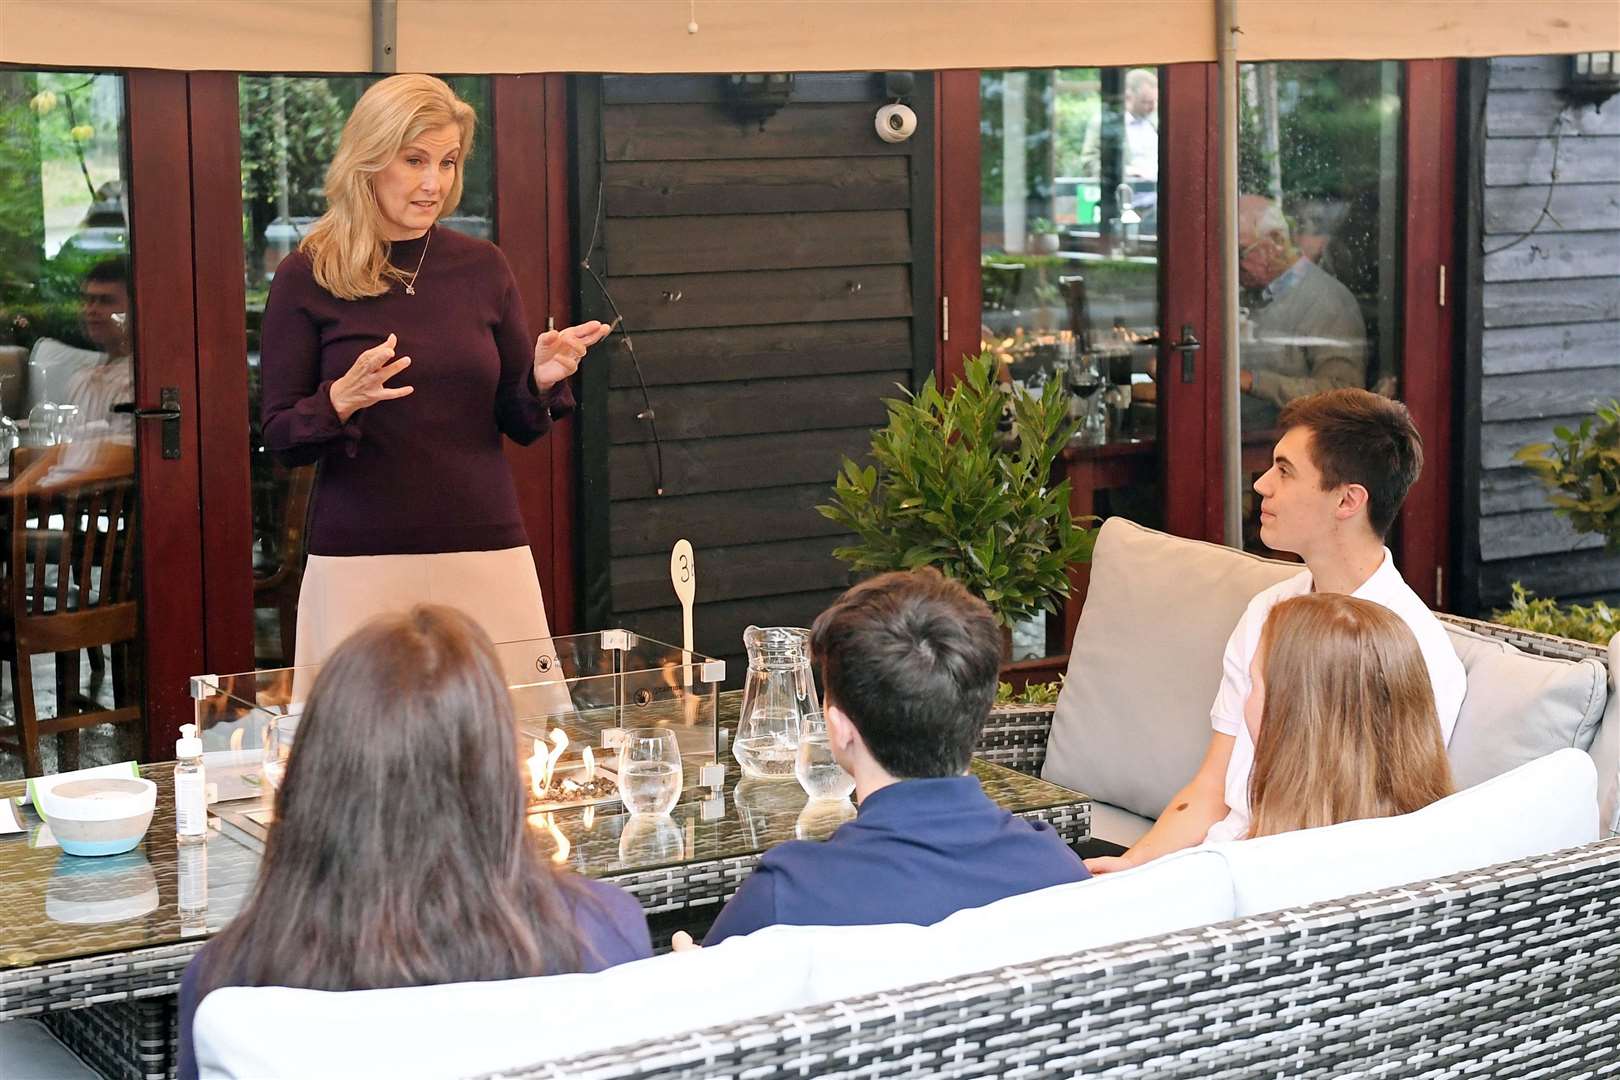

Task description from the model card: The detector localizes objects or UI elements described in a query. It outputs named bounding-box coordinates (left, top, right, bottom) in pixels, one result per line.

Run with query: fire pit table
left=0, top=689, right=1089, bottom=1080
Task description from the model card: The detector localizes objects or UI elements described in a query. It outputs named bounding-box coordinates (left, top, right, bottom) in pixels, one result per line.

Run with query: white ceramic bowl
left=38, top=777, right=157, bottom=857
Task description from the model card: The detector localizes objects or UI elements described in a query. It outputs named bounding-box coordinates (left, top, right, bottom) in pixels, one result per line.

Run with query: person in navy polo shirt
left=702, top=569, right=1089, bottom=946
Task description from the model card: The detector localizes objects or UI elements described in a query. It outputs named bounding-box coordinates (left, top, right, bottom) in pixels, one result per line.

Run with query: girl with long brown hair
left=176, top=606, right=650, bottom=1080
left=1241, top=593, right=1455, bottom=839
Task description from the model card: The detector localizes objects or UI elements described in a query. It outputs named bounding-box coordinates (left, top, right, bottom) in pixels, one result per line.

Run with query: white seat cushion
left=196, top=926, right=821, bottom=1079
left=0, top=1019, right=99, bottom=1080
left=1207, top=747, right=1599, bottom=917
left=795, top=848, right=1235, bottom=1004
left=1088, top=801, right=1154, bottom=847
left=1042, top=519, right=1299, bottom=820
left=1444, top=625, right=1607, bottom=788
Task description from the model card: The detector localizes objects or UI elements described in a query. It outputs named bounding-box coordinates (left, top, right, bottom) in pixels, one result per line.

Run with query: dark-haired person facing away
left=1087, top=388, right=1466, bottom=873
left=176, top=606, right=651, bottom=1080
left=703, top=570, right=1089, bottom=946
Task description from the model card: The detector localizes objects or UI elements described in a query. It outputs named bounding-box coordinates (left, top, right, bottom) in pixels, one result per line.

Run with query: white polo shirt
left=1202, top=549, right=1466, bottom=844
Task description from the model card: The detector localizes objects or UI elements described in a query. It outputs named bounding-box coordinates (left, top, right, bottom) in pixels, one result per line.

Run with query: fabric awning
left=3, top=0, right=1617, bottom=74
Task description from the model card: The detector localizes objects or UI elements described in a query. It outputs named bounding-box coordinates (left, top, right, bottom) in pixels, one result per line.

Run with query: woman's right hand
left=329, top=333, right=413, bottom=422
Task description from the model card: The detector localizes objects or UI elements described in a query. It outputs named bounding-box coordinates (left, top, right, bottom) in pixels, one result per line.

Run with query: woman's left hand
left=534, top=321, right=612, bottom=390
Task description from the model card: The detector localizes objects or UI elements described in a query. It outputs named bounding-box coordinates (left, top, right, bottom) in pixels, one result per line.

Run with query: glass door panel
left=1236, top=61, right=1403, bottom=555
left=979, top=67, right=1165, bottom=659
left=0, top=71, right=144, bottom=776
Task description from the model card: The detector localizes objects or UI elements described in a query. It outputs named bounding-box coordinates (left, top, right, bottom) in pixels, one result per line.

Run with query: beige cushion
left=1089, top=801, right=1155, bottom=847
left=1598, top=635, right=1620, bottom=836
left=1041, top=519, right=1299, bottom=820
left=1444, top=625, right=1608, bottom=790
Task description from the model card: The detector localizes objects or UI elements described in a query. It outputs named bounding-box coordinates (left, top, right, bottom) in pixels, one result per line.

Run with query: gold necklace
left=403, top=227, right=432, bottom=295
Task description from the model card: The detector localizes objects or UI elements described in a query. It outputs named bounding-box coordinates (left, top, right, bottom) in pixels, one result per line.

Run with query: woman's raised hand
left=329, top=333, right=413, bottom=422
left=534, top=321, right=612, bottom=391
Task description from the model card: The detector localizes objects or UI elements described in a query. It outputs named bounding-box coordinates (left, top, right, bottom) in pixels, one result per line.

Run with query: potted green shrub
left=1514, top=401, right=1620, bottom=551
left=817, top=353, right=1096, bottom=642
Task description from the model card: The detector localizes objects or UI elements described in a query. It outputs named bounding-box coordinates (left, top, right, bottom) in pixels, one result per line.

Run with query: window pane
left=1, top=71, right=144, bottom=775
left=1236, top=61, right=1402, bottom=555
left=240, top=75, right=492, bottom=666
left=980, top=67, right=1163, bottom=660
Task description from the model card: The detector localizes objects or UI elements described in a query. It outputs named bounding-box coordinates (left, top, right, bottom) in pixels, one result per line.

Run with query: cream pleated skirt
left=293, top=546, right=553, bottom=670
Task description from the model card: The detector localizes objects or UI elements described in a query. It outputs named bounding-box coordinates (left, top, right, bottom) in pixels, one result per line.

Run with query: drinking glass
left=617, top=727, right=683, bottom=815
left=27, top=401, right=57, bottom=446
left=51, top=403, right=81, bottom=445
left=794, top=712, right=854, bottom=801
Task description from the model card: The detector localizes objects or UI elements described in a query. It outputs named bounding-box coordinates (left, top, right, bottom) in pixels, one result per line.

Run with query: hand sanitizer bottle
left=175, top=724, right=206, bottom=846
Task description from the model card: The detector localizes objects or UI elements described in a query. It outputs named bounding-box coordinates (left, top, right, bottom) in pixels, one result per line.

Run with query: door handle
left=1172, top=325, right=1201, bottom=384
left=112, top=386, right=182, bottom=460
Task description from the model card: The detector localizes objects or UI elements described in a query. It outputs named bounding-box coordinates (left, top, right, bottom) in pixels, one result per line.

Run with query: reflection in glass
left=980, top=68, right=1164, bottom=659
left=1236, top=62, right=1401, bottom=554
left=241, top=76, right=492, bottom=666
left=0, top=70, right=143, bottom=772
left=46, top=850, right=159, bottom=925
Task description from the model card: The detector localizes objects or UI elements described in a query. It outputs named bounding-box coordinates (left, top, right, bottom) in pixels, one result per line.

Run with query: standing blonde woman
left=1238, top=593, right=1454, bottom=840
left=260, top=74, right=609, bottom=666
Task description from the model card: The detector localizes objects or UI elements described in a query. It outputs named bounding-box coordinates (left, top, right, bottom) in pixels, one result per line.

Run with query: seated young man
left=1088, top=388, right=1467, bottom=870
left=704, top=569, right=1089, bottom=945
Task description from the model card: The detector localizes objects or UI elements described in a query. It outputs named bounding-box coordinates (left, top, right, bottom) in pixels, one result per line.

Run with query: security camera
left=875, top=103, right=917, bottom=143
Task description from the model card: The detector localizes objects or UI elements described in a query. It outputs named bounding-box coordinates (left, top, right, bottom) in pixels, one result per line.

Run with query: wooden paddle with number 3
left=669, top=539, right=695, bottom=687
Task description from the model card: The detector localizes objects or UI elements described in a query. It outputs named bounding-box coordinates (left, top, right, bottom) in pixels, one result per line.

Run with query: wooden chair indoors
left=0, top=444, right=141, bottom=776
left=253, top=463, right=315, bottom=667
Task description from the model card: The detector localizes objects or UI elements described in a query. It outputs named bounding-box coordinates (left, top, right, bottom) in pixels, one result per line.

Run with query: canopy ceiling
left=3, top=0, right=1617, bottom=74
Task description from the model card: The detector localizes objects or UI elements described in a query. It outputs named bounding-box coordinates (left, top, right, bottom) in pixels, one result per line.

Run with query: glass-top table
left=0, top=694, right=1088, bottom=1078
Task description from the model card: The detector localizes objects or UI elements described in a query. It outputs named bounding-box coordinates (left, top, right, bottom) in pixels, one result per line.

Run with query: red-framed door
left=125, top=70, right=211, bottom=755
left=936, top=59, right=1461, bottom=663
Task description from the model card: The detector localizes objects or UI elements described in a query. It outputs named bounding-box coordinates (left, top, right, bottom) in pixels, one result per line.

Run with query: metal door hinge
left=1438, top=265, right=1446, bottom=308
left=942, top=295, right=950, bottom=342
left=1435, top=566, right=1445, bottom=608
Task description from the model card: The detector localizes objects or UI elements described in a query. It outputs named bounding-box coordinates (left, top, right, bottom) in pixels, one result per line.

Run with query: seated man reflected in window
left=28, top=257, right=134, bottom=442
left=1237, top=195, right=1366, bottom=431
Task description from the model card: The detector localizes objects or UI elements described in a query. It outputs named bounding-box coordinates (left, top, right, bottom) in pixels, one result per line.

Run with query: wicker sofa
left=196, top=522, right=1620, bottom=1078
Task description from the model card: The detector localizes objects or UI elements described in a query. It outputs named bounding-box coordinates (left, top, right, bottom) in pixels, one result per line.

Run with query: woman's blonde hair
left=300, top=74, right=476, bottom=300
left=1247, top=593, right=1453, bottom=838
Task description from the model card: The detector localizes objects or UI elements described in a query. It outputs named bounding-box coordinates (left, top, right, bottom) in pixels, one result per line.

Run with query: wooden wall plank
left=1484, top=135, right=1620, bottom=186
left=609, top=210, right=910, bottom=276
left=1487, top=91, right=1620, bottom=137
left=1480, top=508, right=1605, bottom=560
left=604, top=102, right=904, bottom=161
left=1480, top=414, right=1604, bottom=470
left=1482, top=368, right=1620, bottom=421
left=613, top=536, right=852, bottom=611
left=623, top=589, right=849, bottom=674
left=604, top=264, right=911, bottom=331
left=1480, top=547, right=1620, bottom=605
left=1483, top=230, right=1620, bottom=282
left=1487, top=56, right=1566, bottom=91
left=609, top=426, right=874, bottom=500
left=1483, top=277, right=1620, bottom=328
left=610, top=483, right=847, bottom=557
left=606, top=319, right=912, bottom=388
left=1480, top=466, right=1552, bottom=516
left=605, top=158, right=910, bottom=217
left=609, top=370, right=903, bottom=443
left=1482, top=320, right=1620, bottom=375
left=1484, top=182, right=1620, bottom=234
left=602, top=73, right=878, bottom=105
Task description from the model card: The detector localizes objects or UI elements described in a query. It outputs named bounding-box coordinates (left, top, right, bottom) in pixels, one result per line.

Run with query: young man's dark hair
left=810, top=567, right=1002, bottom=778
left=1276, top=388, right=1423, bottom=539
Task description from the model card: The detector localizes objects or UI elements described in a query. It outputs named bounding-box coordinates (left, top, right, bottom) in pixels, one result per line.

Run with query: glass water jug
left=734, top=625, right=819, bottom=781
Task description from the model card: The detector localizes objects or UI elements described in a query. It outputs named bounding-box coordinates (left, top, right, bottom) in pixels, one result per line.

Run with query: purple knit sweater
left=259, top=227, right=573, bottom=557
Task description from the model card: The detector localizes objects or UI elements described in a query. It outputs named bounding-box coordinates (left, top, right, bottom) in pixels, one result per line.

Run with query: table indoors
left=0, top=690, right=1090, bottom=1080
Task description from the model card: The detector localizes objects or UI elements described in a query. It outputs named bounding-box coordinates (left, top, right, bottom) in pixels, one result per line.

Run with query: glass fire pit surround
left=187, top=630, right=728, bottom=821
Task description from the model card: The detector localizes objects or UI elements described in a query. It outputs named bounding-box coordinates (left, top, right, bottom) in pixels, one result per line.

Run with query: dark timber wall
left=1459, top=56, right=1620, bottom=614
left=573, top=74, right=935, bottom=680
